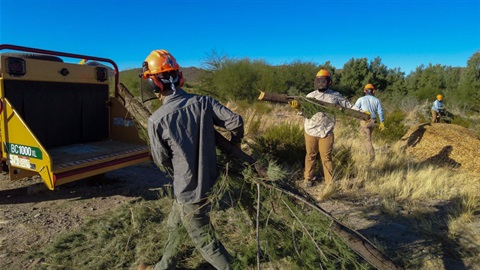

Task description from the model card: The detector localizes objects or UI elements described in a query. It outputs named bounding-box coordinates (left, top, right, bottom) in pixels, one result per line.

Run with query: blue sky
left=1, top=0, right=479, bottom=74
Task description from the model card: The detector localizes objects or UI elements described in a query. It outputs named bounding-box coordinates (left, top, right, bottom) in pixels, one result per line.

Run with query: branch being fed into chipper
left=257, top=90, right=371, bottom=121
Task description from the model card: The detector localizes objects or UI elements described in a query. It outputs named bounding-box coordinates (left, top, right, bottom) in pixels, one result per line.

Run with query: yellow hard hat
left=316, top=69, right=330, bottom=77
left=437, top=94, right=443, bottom=100
left=363, top=83, right=375, bottom=95
left=364, top=84, right=375, bottom=90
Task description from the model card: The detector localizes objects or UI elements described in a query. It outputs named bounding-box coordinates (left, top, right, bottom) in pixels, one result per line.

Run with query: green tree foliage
left=384, top=68, right=407, bottom=95
left=213, top=58, right=262, bottom=101
left=365, top=57, right=389, bottom=92
left=125, top=50, right=478, bottom=121
left=443, top=66, right=462, bottom=95
left=406, top=64, right=449, bottom=101
left=457, top=51, right=480, bottom=112
left=337, top=57, right=400, bottom=98
left=338, top=58, right=369, bottom=97
left=404, top=63, right=464, bottom=104
left=278, top=61, right=318, bottom=95
left=252, top=63, right=287, bottom=95
left=199, top=51, right=320, bottom=101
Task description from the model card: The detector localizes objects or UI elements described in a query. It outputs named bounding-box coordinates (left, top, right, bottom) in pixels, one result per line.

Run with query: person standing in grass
left=137, top=49, right=244, bottom=270
left=290, top=69, right=359, bottom=188
left=354, top=83, right=385, bottom=161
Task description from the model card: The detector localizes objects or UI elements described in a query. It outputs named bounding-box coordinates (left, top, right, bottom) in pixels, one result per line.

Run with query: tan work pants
left=360, top=119, right=376, bottom=161
left=304, top=131, right=334, bottom=185
left=431, top=110, right=439, bottom=123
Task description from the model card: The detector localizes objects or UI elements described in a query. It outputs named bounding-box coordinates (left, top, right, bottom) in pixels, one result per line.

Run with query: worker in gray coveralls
left=138, top=49, right=244, bottom=270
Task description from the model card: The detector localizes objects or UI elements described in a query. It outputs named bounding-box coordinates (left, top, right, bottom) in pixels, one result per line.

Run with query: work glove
left=288, top=100, right=300, bottom=111
left=361, top=110, right=371, bottom=124
left=378, top=122, right=386, bottom=132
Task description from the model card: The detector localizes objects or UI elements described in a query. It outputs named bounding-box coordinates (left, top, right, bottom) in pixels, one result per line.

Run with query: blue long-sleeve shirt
left=431, top=100, right=444, bottom=112
left=148, top=89, right=244, bottom=204
left=354, top=94, right=385, bottom=123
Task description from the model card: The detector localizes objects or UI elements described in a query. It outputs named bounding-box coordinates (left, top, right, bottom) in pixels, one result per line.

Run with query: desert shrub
left=234, top=99, right=272, bottom=115
left=250, top=123, right=305, bottom=165
left=119, top=68, right=142, bottom=96
left=374, top=109, right=408, bottom=143
left=251, top=100, right=274, bottom=115
left=450, top=115, right=471, bottom=128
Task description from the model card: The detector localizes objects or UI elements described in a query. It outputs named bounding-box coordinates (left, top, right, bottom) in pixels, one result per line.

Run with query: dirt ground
left=0, top=135, right=479, bottom=270
left=0, top=162, right=167, bottom=270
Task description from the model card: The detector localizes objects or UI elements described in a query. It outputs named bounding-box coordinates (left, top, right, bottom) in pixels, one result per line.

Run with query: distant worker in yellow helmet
left=431, top=94, right=445, bottom=123
left=290, top=69, right=360, bottom=188
left=354, top=84, right=385, bottom=161
left=138, top=49, right=244, bottom=270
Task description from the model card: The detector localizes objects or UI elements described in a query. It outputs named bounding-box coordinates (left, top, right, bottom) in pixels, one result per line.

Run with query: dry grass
left=238, top=103, right=480, bottom=268
left=29, top=102, right=479, bottom=269
left=333, top=120, right=480, bottom=268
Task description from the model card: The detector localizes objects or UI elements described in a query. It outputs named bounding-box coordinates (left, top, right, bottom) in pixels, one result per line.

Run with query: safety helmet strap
left=148, top=70, right=184, bottom=93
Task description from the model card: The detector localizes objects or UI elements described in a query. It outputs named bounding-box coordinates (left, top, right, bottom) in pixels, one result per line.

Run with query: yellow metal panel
left=109, top=97, right=149, bottom=144
left=0, top=56, right=109, bottom=85
left=0, top=98, right=54, bottom=190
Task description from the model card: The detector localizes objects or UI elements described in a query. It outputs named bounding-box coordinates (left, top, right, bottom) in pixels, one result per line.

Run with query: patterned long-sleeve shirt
left=304, top=89, right=359, bottom=138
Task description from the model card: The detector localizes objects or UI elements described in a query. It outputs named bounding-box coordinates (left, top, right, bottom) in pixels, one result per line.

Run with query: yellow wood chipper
left=0, top=44, right=150, bottom=190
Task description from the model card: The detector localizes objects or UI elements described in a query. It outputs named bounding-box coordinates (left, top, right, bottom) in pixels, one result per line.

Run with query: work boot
left=303, top=176, right=317, bottom=188
left=137, top=263, right=154, bottom=270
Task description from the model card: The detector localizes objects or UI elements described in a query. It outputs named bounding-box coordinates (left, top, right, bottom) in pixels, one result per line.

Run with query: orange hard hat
left=142, top=49, right=180, bottom=77
left=316, top=69, right=330, bottom=77
left=436, top=94, right=443, bottom=100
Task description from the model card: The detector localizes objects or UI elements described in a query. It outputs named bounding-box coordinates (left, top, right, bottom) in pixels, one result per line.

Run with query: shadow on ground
left=0, top=161, right=170, bottom=205
left=357, top=197, right=474, bottom=269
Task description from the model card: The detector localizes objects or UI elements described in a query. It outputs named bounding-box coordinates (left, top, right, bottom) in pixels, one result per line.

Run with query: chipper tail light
left=7, top=57, right=26, bottom=76
left=95, top=67, right=108, bottom=82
